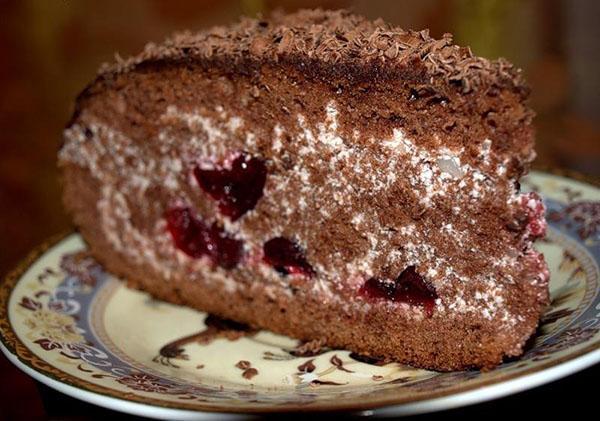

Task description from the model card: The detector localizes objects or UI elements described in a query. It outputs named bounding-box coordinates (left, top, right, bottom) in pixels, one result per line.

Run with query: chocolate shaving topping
left=349, top=352, right=390, bottom=366
left=242, top=368, right=259, bottom=380
left=310, top=379, right=346, bottom=386
left=330, top=354, right=354, bottom=373
left=297, top=359, right=316, bottom=373
left=289, top=338, right=328, bottom=356
left=96, top=9, right=528, bottom=96
left=235, top=360, right=251, bottom=370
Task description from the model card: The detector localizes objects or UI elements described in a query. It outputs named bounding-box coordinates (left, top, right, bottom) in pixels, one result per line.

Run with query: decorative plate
left=1, top=170, right=600, bottom=419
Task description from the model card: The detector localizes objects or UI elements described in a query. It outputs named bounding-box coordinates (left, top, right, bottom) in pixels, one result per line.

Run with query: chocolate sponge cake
left=59, top=9, right=549, bottom=371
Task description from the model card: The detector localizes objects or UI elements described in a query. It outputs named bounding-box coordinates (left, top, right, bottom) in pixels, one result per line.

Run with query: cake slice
left=59, top=9, right=549, bottom=371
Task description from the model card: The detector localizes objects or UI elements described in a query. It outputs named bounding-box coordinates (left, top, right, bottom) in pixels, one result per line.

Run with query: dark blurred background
left=0, top=0, right=599, bottom=418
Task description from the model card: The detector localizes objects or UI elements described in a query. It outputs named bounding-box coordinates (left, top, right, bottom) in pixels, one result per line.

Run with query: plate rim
left=1, top=169, right=600, bottom=416
left=1, top=336, right=599, bottom=419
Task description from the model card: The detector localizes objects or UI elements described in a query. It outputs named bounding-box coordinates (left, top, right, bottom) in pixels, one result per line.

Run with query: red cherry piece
left=263, top=237, right=314, bottom=277
left=520, top=192, right=547, bottom=238
left=393, top=266, right=437, bottom=311
left=359, top=266, right=437, bottom=315
left=165, top=207, right=242, bottom=269
left=194, top=154, right=267, bottom=221
left=360, top=277, right=397, bottom=299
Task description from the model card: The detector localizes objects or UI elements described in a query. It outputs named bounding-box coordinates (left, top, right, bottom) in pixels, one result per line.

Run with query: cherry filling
left=360, top=266, right=438, bottom=314
left=165, top=207, right=242, bottom=269
left=520, top=192, right=547, bottom=239
left=193, top=154, right=267, bottom=221
left=263, top=237, right=314, bottom=276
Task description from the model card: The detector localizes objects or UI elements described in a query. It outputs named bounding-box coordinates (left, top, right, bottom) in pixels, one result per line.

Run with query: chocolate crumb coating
left=59, top=9, right=549, bottom=371
left=100, top=9, right=529, bottom=96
